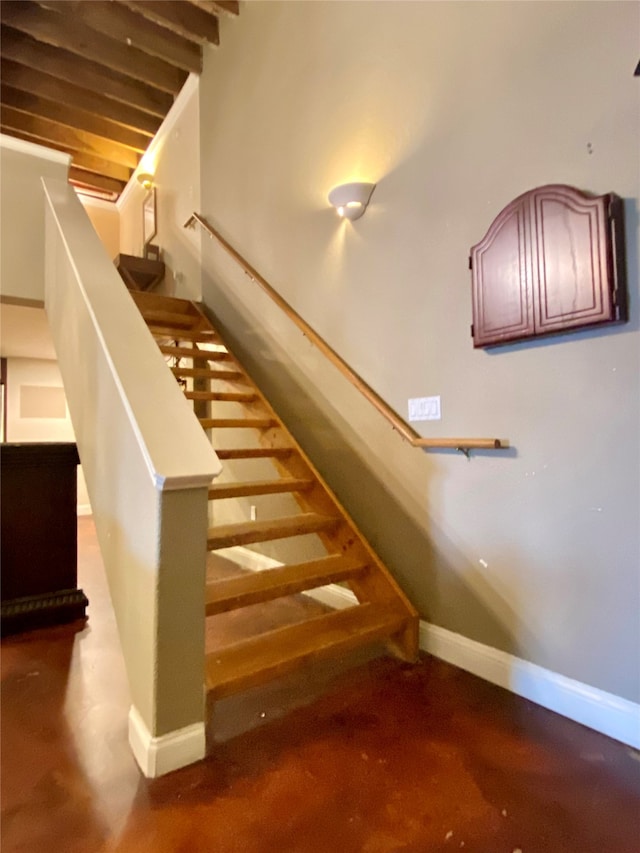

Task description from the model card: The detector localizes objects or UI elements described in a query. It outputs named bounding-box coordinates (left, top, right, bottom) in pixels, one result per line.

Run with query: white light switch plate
left=408, top=396, right=441, bottom=422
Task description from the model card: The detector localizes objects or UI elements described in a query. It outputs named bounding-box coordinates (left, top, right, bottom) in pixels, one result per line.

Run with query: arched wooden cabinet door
left=470, top=185, right=627, bottom=348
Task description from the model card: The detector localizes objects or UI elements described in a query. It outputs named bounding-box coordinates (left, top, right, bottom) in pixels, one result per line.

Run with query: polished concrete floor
left=2, top=517, right=639, bottom=853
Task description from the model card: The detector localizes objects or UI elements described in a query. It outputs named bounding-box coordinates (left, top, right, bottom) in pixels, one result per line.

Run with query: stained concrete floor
left=1, top=517, right=639, bottom=853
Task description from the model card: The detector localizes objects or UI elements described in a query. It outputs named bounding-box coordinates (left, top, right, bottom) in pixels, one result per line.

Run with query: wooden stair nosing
left=186, top=390, right=256, bottom=402
left=207, top=512, right=340, bottom=550
left=130, top=291, right=196, bottom=312
left=205, top=602, right=409, bottom=697
left=214, top=447, right=294, bottom=460
left=141, top=309, right=199, bottom=328
left=150, top=327, right=221, bottom=342
left=172, top=367, right=244, bottom=380
left=205, top=555, right=367, bottom=616
left=208, top=477, right=314, bottom=500
left=199, top=417, right=274, bottom=429
left=160, top=345, right=232, bottom=362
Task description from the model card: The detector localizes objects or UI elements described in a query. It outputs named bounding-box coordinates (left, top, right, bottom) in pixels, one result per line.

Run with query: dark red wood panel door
left=470, top=184, right=626, bottom=348
left=532, top=186, right=615, bottom=334
left=470, top=198, right=534, bottom=347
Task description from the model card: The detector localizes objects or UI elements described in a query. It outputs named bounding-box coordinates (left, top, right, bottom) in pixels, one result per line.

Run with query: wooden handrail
left=185, top=212, right=508, bottom=454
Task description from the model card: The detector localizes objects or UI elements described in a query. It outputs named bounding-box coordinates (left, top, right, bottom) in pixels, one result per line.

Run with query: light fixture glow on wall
left=137, top=172, right=154, bottom=190
left=328, top=182, right=376, bottom=221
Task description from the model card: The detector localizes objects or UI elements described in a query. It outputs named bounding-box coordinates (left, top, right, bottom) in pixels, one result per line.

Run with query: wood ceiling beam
left=1, top=60, right=160, bottom=137
left=1, top=105, right=140, bottom=170
left=69, top=156, right=132, bottom=185
left=0, top=2, right=187, bottom=94
left=0, top=28, right=172, bottom=117
left=1, top=85, right=151, bottom=153
left=188, top=0, right=239, bottom=17
left=35, top=0, right=202, bottom=74
left=118, top=1, right=219, bottom=46
left=0, top=127, right=133, bottom=183
left=68, top=166, right=126, bottom=197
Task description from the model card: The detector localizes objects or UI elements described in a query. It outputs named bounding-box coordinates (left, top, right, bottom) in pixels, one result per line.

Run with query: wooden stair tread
left=160, top=345, right=231, bottom=362
left=141, top=308, right=199, bottom=328
left=207, top=512, right=340, bottom=549
left=186, top=390, right=256, bottom=402
left=208, top=477, right=313, bottom=500
left=130, top=291, right=196, bottom=312
left=214, top=447, right=293, bottom=460
left=150, top=327, right=220, bottom=342
left=205, top=602, right=409, bottom=697
left=199, top=417, right=274, bottom=429
left=172, top=367, right=243, bottom=380
left=205, top=555, right=367, bottom=616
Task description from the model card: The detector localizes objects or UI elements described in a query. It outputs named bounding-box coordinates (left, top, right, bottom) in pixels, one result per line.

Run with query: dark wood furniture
left=470, top=184, right=627, bottom=347
left=115, top=253, right=165, bottom=292
left=1, top=443, right=88, bottom=636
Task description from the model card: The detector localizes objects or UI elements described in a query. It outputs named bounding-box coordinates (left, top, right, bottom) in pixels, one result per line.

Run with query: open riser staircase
left=130, top=290, right=419, bottom=704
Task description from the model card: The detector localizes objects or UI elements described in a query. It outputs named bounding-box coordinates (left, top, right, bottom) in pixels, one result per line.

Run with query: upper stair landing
left=130, top=290, right=419, bottom=704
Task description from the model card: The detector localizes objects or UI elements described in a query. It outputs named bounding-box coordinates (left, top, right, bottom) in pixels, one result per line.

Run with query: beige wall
left=0, top=139, right=91, bottom=513
left=0, top=136, right=70, bottom=303
left=4, top=357, right=90, bottom=511
left=118, top=79, right=202, bottom=301
left=79, top=196, right=120, bottom=260
left=189, top=1, right=640, bottom=703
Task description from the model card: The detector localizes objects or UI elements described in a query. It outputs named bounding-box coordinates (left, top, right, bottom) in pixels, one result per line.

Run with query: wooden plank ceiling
left=0, top=0, right=238, bottom=199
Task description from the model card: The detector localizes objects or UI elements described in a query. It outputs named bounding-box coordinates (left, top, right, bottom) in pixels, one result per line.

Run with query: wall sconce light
left=137, top=172, right=154, bottom=190
left=328, top=182, right=376, bottom=221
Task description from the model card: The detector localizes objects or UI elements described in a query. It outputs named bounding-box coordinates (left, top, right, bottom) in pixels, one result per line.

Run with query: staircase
left=130, top=290, right=419, bottom=704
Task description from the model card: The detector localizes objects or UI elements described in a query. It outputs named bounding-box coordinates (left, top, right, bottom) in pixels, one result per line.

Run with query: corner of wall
left=128, top=706, right=205, bottom=778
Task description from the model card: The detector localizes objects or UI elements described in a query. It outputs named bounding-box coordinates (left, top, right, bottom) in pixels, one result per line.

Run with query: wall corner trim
left=128, top=706, right=206, bottom=778
left=222, top=546, right=640, bottom=750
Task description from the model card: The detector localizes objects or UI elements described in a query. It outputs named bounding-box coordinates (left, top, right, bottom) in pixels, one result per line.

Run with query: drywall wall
left=118, top=78, right=202, bottom=300
left=44, top=178, right=219, bottom=752
left=0, top=303, right=57, bottom=360
left=128, top=2, right=639, bottom=706
left=4, top=357, right=90, bottom=511
left=0, top=135, right=70, bottom=303
left=190, top=1, right=639, bottom=705
left=79, top=196, right=120, bottom=261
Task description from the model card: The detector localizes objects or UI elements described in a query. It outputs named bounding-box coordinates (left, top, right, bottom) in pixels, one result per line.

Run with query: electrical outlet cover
left=408, top=396, right=441, bottom=421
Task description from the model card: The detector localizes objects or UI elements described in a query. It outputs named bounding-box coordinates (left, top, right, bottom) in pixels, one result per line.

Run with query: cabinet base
left=1, top=589, right=88, bottom=636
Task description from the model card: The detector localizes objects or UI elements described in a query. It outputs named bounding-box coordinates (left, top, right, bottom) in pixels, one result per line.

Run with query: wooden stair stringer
left=264, top=441, right=419, bottom=661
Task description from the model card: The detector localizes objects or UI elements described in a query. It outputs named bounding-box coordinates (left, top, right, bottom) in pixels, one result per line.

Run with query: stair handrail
left=186, top=212, right=508, bottom=454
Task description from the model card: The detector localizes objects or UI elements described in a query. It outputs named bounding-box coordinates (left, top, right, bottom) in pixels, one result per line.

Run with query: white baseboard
left=128, top=706, right=205, bottom=778
left=421, top=622, right=640, bottom=750
left=77, top=504, right=92, bottom=516
left=221, top=546, right=640, bottom=749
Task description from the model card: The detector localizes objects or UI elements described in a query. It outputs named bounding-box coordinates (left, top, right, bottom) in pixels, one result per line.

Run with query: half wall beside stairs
left=42, top=178, right=221, bottom=777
